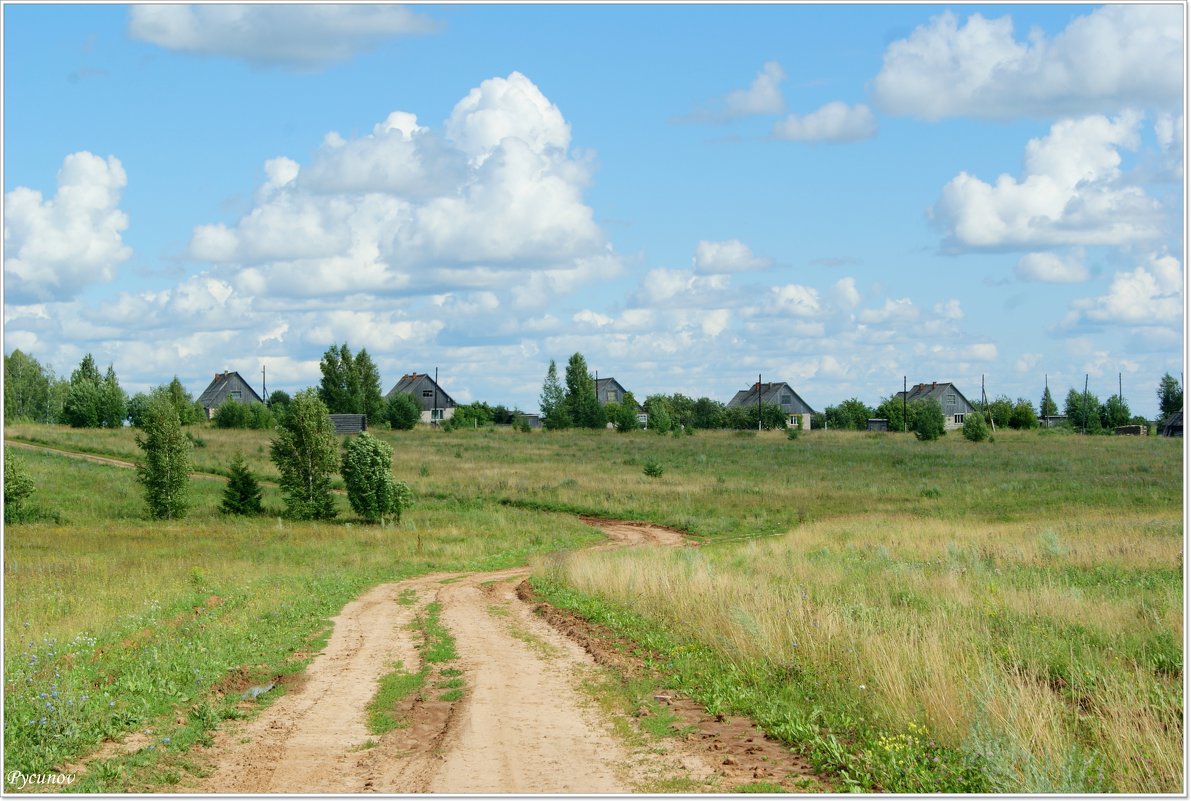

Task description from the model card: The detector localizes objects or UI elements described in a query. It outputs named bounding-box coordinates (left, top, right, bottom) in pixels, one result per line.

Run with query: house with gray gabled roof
left=197, top=370, right=264, bottom=419
left=386, top=373, right=457, bottom=424
left=728, top=381, right=816, bottom=430
left=895, top=381, right=977, bottom=431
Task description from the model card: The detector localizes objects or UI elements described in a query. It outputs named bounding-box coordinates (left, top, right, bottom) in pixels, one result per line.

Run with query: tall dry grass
left=541, top=513, right=1183, bottom=792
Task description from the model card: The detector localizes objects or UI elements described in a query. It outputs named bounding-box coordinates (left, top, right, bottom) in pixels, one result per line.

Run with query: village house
left=197, top=370, right=264, bottom=419
left=595, top=376, right=648, bottom=426
left=727, top=381, right=816, bottom=430
left=386, top=373, right=457, bottom=424
left=895, top=381, right=977, bottom=431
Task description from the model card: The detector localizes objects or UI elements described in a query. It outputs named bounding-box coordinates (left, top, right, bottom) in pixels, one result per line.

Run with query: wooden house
left=895, top=381, right=976, bottom=431
left=727, top=381, right=816, bottom=430
left=386, top=373, right=457, bottom=424
left=197, top=371, right=264, bottom=419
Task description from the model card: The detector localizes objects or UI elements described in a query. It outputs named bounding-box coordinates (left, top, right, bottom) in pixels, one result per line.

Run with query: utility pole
left=1083, top=373, right=1090, bottom=434
left=262, top=365, right=268, bottom=402
left=434, top=367, right=439, bottom=427
left=757, top=374, right=762, bottom=431
left=902, top=376, right=907, bottom=433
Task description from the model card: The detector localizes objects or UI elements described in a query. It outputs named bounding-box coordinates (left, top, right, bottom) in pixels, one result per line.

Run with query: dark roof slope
left=197, top=371, right=263, bottom=409
left=727, top=381, right=816, bottom=415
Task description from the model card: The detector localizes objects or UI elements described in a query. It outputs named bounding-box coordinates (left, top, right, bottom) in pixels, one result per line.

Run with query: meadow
left=2, top=421, right=1183, bottom=792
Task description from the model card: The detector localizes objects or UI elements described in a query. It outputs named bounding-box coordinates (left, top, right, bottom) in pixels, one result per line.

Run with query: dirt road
left=16, top=441, right=817, bottom=792
left=179, top=521, right=720, bottom=794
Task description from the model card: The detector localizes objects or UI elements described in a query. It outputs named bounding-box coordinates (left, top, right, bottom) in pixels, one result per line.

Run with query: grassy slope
left=3, top=422, right=1184, bottom=792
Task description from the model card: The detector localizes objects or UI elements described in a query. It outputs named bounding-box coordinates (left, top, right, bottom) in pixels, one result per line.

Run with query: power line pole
left=757, top=374, right=762, bottom=431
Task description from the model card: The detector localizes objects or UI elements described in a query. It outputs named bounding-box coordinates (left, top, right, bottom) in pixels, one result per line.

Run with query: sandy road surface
left=181, top=522, right=707, bottom=794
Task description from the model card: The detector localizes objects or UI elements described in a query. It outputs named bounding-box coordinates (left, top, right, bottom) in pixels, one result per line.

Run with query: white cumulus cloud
left=187, top=72, right=611, bottom=306
left=1016, top=251, right=1090, bottom=283
left=871, top=6, right=1183, bottom=120
left=1066, top=253, right=1183, bottom=326
left=4, top=152, right=131, bottom=303
left=724, top=61, right=787, bottom=118
left=128, top=4, right=439, bottom=70
left=771, top=102, right=877, bottom=143
left=933, top=112, right=1163, bottom=250
left=692, top=239, right=772, bottom=274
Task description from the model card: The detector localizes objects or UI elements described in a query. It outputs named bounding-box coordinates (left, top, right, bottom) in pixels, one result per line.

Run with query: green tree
left=1064, top=388, right=1101, bottom=433
left=387, top=392, right=421, bottom=430
left=221, top=452, right=264, bottom=516
left=962, top=411, right=989, bottom=442
left=564, top=353, right=604, bottom=429
left=127, top=392, right=152, bottom=428
left=62, top=354, right=104, bottom=427
left=270, top=389, right=338, bottom=520
left=318, top=343, right=365, bottom=415
left=1100, top=395, right=1131, bottom=430
left=1040, top=385, right=1059, bottom=418
left=4, top=350, right=50, bottom=422
left=355, top=348, right=387, bottom=423
left=451, top=402, right=494, bottom=429
left=135, top=395, right=192, bottom=519
left=540, top=360, right=570, bottom=430
left=986, top=395, right=1014, bottom=430
left=1009, top=398, right=1038, bottom=430
left=153, top=376, right=202, bottom=425
left=644, top=395, right=672, bottom=434
left=99, top=366, right=127, bottom=427
left=267, top=390, right=292, bottom=414
left=4, top=448, right=36, bottom=524
left=824, top=397, right=873, bottom=431
left=1157, top=373, right=1182, bottom=419
left=340, top=432, right=412, bottom=523
left=692, top=397, right=725, bottom=429
left=608, top=391, right=642, bottom=432
left=875, top=395, right=908, bottom=432
left=213, top=396, right=251, bottom=428
left=911, top=399, right=946, bottom=441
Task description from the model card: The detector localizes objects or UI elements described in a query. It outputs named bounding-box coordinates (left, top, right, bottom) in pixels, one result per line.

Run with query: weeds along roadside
left=3, top=447, right=598, bottom=788
left=529, top=511, right=1182, bottom=794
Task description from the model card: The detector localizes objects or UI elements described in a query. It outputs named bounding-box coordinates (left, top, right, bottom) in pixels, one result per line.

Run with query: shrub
left=4, top=448, right=35, bottom=524
left=221, top=452, right=264, bottom=516
left=642, top=460, right=665, bottom=478
left=387, top=392, right=421, bottom=431
left=135, top=395, right=192, bottom=520
left=911, top=399, right=946, bottom=441
left=340, top=432, right=412, bottom=523
left=962, top=412, right=989, bottom=442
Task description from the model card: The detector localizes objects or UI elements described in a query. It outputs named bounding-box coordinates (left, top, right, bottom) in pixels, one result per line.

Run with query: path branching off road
left=12, top=441, right=822, bottom=793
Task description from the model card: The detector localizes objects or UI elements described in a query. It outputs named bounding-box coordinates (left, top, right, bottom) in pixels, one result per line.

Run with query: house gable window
left=229, top=390, right=242, bottom=400
left=946, top=393, right=957, bottom=406
left=781, top=393, right=792, bottom=405
left=423, top=390, right=433, bottom=398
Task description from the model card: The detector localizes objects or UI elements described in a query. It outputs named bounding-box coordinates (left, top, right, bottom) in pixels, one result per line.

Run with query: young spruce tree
left=221, top=452, right=264, bottom=515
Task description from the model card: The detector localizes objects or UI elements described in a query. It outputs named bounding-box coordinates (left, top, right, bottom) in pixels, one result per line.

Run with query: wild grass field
left=3, top=421, right=1184, bottom=792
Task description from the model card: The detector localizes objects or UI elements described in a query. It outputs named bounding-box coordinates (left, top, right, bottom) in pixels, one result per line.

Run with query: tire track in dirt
left=177, top=522, right=705, bottom=794
left=25, top=437, right=812, bottom=793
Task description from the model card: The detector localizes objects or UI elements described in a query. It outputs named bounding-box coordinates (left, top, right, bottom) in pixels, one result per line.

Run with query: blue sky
left=3, top=3, right=1184, bottom=418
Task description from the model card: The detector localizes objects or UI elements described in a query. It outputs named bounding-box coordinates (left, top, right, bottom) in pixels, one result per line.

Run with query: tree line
left=6, top=346, right=1184, bottom=436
